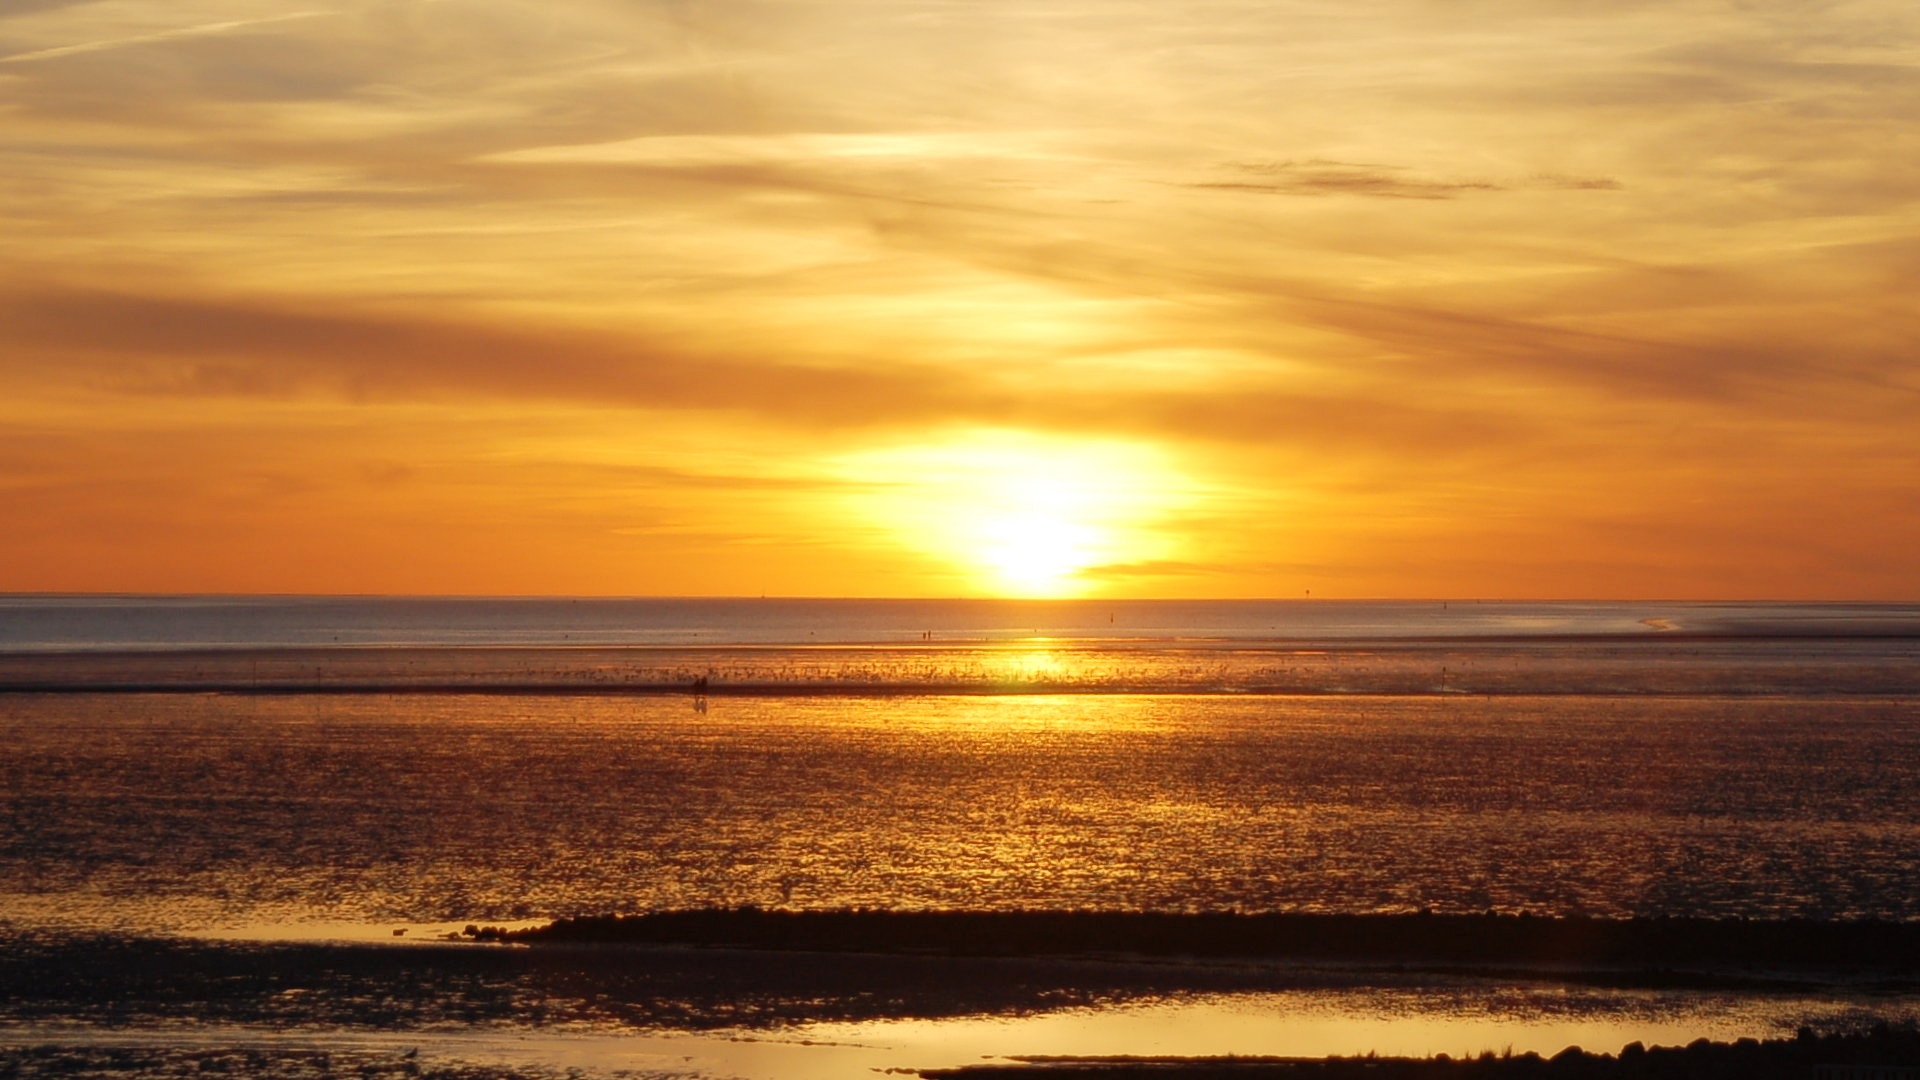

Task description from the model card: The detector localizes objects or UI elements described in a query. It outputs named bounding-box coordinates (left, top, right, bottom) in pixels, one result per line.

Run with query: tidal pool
left=5, top=987, right=1907, bottom=1080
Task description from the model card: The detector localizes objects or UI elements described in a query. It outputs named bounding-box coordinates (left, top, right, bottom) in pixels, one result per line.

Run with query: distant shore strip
left=8, top=636, right=1920, bottom=695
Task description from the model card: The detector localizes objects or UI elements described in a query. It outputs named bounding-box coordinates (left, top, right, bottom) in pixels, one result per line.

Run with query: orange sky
left=3, top=0, right=1917, bottom=598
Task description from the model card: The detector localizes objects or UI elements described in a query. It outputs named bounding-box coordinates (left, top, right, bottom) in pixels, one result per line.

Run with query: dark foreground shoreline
left=507, top=909, right=1920, bottom=977
left=7, top=911, right=1918, bottom=1033
left=5, top=911, right=1920, bottom=1078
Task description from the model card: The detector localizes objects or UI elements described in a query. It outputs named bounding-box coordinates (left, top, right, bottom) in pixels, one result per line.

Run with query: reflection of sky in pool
left=784, top=991, right=1888, bottom=1074
left=3, top=990, right=1901, bottom=1080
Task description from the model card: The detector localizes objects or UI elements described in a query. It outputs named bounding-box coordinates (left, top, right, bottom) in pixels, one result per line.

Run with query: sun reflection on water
left=6, top=692, right=1920, bottom=932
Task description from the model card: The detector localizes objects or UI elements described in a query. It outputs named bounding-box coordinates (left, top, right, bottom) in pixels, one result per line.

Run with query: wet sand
left=10, top=913, right=1917, bottom=1035
left=510, top=909, right=1920, bottom=976
left=5, top=910, right=1919, bottom=1078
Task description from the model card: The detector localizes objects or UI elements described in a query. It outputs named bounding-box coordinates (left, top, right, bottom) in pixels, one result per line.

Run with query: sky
left=2, top=0, right=1917, bottom=598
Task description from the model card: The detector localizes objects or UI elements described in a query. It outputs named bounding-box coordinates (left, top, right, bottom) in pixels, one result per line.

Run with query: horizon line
left=5, top=592, right=1918, bottom=605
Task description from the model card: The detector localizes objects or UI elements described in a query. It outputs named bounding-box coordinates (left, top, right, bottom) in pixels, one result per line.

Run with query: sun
left=840, top=431, right=1187, bottom=597
left=971, top=474, right=1106, bottom=595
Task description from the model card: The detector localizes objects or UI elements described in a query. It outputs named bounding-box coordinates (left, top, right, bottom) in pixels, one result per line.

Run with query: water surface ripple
left=4, top=692, right=1917, bottom=932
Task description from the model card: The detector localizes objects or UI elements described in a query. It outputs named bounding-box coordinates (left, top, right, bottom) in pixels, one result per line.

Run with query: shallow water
left=783, top=988, right=1887, bottom=1068
left=6, top=599, right=1919, bottom=1071
left=0, top=987, right=1899, bottom=1080
left=5, top=691, right=1920, bottom=933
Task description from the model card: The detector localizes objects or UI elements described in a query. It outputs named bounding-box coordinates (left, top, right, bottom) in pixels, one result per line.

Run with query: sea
left=3, top=596, right=1919, bottom=1076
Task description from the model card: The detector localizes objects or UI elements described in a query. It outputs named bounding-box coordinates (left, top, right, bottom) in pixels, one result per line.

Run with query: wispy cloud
left=3, top=0, right=1918, bottom=594
left=0, top=11, right=332, bottom=64
left=1192, top=160, right=1504, bottom=200
left=0, top=282, right=993, bottom=428
left=0, top=279, right=1544, bottom=461
left=483, top=131, right=1078, bottom=168
left=1531, top=173, right=1623, bottom=190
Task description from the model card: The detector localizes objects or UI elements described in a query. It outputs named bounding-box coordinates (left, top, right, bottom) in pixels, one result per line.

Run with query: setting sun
left=840, top=432, right=1188, bottom=597
left=6, top=0, right=1920, bottom=1071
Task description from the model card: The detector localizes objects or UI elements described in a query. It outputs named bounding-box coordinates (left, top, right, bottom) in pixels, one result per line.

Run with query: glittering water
left=5, top=600, right=1920, bottom=1069
left=4, top=689, right=1919, bottom=934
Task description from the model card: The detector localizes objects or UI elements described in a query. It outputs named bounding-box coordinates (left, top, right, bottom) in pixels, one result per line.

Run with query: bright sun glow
left=841, top=431, right=1188, bottom=597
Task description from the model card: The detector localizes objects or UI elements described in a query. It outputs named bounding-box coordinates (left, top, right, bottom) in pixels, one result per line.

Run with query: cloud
left=4, top=0, right=1919, bottom=594
left=0, top=11, right=333, bottom=65
left=0, top=281, right=995, bottom=427
left=0, top=0, right=105, bottom=15
left=1074, top=558, right=1328, bottom=583
left=1191, top=161, right=1627, bottom=199
left=0, top=278, right=1551, bottom=463
left=1530, top=173, right=1623, bottom=190
left=482, top=130, right=1077, bottom=168
left=1192, top=160, right=1504, bottom=200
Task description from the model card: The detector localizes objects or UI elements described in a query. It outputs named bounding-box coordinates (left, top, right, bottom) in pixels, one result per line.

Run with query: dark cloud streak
left=0, top=279, right=1540, bottom=459
left=0, top=281, right=987, bottom=425
left=1193, top=161, right=1504, bottom=199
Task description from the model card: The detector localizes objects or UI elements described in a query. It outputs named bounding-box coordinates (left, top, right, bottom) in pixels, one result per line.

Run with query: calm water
left=5, top=595, right=1919, bottom=650
left=4, top=598, right=1919, bottom=1069
left=4, top=598, right=1920, bottom=934
left=5, top=690, right=1920, bottom=933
